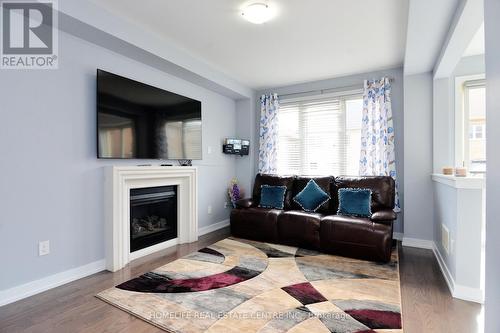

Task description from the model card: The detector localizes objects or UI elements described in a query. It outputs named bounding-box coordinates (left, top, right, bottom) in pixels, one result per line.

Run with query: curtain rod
left=277, top=77, right=394, bottom=100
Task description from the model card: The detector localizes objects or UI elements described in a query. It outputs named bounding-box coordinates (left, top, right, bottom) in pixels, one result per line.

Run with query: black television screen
left=97, top=69, right=202, bottom=159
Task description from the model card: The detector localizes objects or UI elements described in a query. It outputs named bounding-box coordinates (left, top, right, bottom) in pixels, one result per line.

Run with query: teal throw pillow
left=259, top=185, right=287, bottom=209
left=293, top=179, right=331, bottom=212
left=337, top=188, right=372, bottom=217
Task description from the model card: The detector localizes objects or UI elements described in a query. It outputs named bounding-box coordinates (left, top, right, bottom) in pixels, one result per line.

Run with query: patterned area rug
left=97, top=238, right=403, bottom=333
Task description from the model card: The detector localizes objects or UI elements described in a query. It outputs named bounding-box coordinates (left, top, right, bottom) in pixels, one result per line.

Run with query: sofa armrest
left=371, top=209, right=397, bottom=223
left=234, top=198, right=255, bottom=209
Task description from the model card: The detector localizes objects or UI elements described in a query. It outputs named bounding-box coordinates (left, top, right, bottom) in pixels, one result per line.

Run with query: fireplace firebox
left=130, top=185, right=177, bottom=252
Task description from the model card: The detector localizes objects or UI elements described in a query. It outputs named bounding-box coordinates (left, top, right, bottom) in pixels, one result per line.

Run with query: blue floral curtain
left=360, top=77, right=400, bottom=212
left=258, top=94, right=279, bottom=174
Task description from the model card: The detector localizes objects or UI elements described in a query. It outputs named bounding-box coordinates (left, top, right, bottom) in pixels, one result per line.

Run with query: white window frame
left=454, top=74, right=486, bottom=171
left=277, top=88, right=363, bottom=176
left=470, top=124, right=485, bottom=140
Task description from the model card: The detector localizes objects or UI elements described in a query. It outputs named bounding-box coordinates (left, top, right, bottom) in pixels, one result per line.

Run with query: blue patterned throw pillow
left=293, top=179, right=331, bottom=212
left=259, top=185, right=287, bottom=209
left=337, top=188, right=372, bottom=217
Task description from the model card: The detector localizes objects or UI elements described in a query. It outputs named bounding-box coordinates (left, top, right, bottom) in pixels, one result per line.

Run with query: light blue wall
left=433, top=77, right=453, bottom=172
left=431, top=54, right=485, bottom=271
left=255, top=68, right=405, bottom=233
left=0, top=30, right=239, bottom=290
left=430, top=52, right=485, bottom=301
left=433, top=54, right=485, bottom=172
left=434, top=182, right=458, bottom=275
left=454, top=54, right=486, bottom=76
left=235, top=98, right=257, bottom=196
left=433, top=182, right=483, bottom=290
left=484, top=0, right=500, bottom=330
left=404, top=72, right=434, bottom=241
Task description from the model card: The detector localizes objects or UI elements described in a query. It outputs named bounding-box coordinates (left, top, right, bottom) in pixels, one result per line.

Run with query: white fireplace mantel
left=104, top=166, right=198, bottom=272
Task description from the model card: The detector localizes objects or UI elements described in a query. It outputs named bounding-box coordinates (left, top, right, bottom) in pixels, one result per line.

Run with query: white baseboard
left=198, top=219, right=230, bottom=236
left=432, top=242, right=484, bottom=304
left=0, top=259, right=105, bottom=307
left=401, top=237, right=484, bottom=303
left=401, top=236, right=483, bottom=303
left=454, top=284, right=484, bottom=303
left=432, top=242, right=456, bottom=295
left=0, top=219, right=231, bottom=308
left=402, top=237, right=434, bottom=249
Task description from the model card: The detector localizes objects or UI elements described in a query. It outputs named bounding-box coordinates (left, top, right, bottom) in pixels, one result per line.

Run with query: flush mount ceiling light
left=241, top=2, right=275, bottom=24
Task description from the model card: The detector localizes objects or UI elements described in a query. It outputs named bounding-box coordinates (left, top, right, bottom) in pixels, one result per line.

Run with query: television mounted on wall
left=96, top=69, right=202, bottom=160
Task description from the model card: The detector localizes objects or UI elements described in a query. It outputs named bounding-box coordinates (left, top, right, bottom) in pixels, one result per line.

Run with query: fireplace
left=105, top=166, right=197, bottom=272
left=130, top=185, right=177, bottom=252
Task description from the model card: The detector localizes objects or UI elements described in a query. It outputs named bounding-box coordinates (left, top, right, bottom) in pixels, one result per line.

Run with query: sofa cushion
left=259, top=185, right=287, bottom=209
left=293, top=179, right=331, bottom=212
left=230, top=207, right=281, bottom=242
left=292, top=176, right=333, bottom=213
left=320, top=215, right=392, bottom=262
left=277, top=210, right=322, bottom=249
left=337, top=188, right=372, bottom=217
left=334, top=176, right=395, bottom=212
left=253, top=174, right=295, bottom=210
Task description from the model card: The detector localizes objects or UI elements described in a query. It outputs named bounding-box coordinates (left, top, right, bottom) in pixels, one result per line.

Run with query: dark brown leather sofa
left=230, top=174, right=397, bottom=262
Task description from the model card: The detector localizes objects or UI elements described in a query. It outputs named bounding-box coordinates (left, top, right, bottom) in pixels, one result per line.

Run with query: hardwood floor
left=0, top=229, right=482, bottom=333
left=399, top=246, right=483, bottom=332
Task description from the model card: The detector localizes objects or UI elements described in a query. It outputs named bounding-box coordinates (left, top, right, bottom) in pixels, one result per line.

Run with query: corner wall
left=235, top=97, right=257, bottom=194
left=433, top=55, right=485, bottom=172
left=0, top=30, right=239, bottom=293
left=431, top=54, right=486, bottom=303
left=484, top=0, right=500, bottom=330
left=403, top=72, right=434, bottom=241
left=256, top=67, right=405, bottom=233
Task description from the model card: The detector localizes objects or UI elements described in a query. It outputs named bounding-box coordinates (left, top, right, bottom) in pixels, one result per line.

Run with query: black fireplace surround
left=130, top=185, right=177, bottom=252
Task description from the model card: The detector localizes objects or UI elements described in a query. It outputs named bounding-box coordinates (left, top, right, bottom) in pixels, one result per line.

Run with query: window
left=469, top=124, right=485, bottom=139
left=464, top=80, right=486, bottom=173
left=277, top=92, right=363, bottom=176
left=98, top=113, right=135, bottom=158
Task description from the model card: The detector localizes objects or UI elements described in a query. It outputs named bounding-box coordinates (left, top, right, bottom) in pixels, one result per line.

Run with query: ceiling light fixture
left=241, top=2, right=275, bottom=24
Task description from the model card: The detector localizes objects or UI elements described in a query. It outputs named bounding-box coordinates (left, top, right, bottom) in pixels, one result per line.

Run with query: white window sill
left=431, top=174, right=485, bottom=189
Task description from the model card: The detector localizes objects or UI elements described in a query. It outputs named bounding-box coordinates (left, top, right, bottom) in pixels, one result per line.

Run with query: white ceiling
left=95, top=0, right=409, bottom=90
left=464, top=23, right=485, bottom=57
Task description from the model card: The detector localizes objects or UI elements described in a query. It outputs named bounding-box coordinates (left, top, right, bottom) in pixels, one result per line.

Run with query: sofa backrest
left=253, top=174, right=295, bottom=209
left=334, top=176, right=395, bottom=212
left=252, top=174, right=395, bottom=213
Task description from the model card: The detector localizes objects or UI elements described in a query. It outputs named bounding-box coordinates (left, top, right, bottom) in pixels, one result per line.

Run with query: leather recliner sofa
left=230, top=174, right=397, bottom=262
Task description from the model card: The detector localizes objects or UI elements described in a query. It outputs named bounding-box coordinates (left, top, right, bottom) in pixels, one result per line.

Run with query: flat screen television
left=97, top=69, right=202, bottom=159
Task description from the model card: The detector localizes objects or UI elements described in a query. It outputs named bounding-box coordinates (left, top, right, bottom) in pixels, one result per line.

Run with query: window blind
left=277, top=93, right=362, bottom=176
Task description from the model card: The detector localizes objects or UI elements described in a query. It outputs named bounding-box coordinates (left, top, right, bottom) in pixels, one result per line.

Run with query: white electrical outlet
left=208, top=205, right=212, bottom=214
left=39, top=240, right=50, bottom=256
left=207, top=146, right=212, bottom=154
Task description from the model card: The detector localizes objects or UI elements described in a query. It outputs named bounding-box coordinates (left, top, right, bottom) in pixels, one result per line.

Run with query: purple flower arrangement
left=228, top=178, right=243, bottom=208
